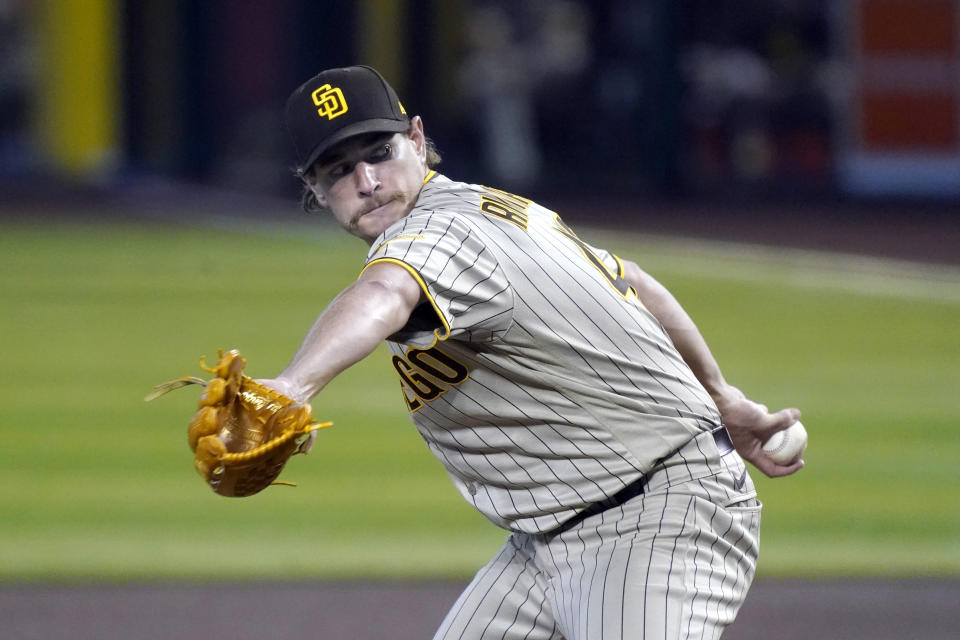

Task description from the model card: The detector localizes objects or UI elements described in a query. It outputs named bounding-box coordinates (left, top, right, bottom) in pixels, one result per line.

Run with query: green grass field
left=1, top=216, right=958, bottom=582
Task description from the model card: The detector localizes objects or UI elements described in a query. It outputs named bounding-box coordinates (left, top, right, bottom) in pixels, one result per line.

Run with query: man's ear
left=408, top=116, right=427, bottom=163
left=303, top=169, right=328, bottom=207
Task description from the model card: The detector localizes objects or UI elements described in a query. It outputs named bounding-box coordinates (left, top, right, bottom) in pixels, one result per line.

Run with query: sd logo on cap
left=286, top=65, right=410, bottom=176
left=311, top=84, right=348, bottom=121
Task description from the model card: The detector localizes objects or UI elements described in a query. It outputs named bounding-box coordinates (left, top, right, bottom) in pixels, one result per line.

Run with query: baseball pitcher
left=263, top=65, right=803, bottom=639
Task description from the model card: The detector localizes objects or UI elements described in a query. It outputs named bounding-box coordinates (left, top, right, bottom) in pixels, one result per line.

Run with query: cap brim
left=298, top=118, right=410, bottom=175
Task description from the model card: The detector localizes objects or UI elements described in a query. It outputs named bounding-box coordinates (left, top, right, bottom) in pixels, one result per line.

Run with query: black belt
left=547, top=426, right=734, bottom=537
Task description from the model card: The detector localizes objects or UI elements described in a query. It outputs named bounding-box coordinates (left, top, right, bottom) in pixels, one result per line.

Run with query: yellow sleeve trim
left=610, top=252, right=643, bottom=306
left=373, top=234, right=425, bottom=255
left=359, top=257, right=451, bottom=346
left=611, top=253, right=626, bottom=279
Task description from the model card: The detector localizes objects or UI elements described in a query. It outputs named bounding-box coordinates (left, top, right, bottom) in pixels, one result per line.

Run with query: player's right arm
left=620, top=258, right=803, bottom=478
left=260, top=261, right=424, bottom=403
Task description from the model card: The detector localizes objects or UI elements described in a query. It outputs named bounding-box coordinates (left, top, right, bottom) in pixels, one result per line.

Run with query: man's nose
left=355, top=162, right=380, bottom=195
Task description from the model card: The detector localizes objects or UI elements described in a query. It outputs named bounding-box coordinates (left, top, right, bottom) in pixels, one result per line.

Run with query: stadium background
left=1, top=1, right=958, bottom=638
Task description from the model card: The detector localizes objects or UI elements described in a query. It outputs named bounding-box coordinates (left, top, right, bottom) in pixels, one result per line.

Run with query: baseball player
left=268, top=65, right=803, bottom=640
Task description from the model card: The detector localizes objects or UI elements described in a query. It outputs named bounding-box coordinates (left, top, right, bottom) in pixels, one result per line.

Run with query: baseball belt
left=547, top=426, right=735, bottom=537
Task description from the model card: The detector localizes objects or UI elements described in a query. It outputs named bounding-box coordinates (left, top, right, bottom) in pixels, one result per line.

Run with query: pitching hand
left=714, top=385, right=804, bottom=478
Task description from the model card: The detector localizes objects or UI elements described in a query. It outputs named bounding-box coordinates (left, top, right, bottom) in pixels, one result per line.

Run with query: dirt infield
left=3, top=578, right=957, bottom=639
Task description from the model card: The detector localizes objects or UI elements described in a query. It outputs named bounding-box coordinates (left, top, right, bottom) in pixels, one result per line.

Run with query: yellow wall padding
left=359, top=0, right=407, bottom=96
left=34, top=0, right=120, bottom=175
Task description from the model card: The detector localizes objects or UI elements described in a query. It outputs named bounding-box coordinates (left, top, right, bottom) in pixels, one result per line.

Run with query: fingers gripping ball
left=146, top=349, right=332, bottom=497
left=762, top=420, right=808, bottom=465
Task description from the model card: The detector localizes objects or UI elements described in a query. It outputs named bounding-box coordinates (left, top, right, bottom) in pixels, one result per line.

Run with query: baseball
left=761, top=420, right=808, bottom=464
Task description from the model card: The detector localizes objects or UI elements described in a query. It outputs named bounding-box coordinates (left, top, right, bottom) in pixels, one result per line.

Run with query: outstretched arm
left=261, top=261, right=424, bottom=403
left=621, top=259, right=803, bottom=477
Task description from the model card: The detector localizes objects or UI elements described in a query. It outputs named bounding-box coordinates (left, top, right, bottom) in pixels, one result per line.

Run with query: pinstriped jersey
left=363, top=173, right=723, bottom=533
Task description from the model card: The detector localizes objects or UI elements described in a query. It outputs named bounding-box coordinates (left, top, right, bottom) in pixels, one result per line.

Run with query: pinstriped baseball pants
left=433, top=431, right=761, bottom=640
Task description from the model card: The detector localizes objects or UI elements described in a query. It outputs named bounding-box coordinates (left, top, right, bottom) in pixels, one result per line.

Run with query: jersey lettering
left=392, top=355, right=440, bottom=411
left=408, top=348, right=469, bottom=383
left=551, top=215, right=635, bottom=298
left=479, top=187, right=531, bottom=230
left=393, top=346, right=470, bottom=411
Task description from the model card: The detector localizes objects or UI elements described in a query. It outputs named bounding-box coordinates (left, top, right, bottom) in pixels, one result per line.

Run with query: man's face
left=307, top=117, right=428, bottom=245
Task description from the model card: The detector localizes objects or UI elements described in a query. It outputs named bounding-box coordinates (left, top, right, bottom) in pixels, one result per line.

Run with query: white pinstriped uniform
left=362, top=173, right=761, bottom=639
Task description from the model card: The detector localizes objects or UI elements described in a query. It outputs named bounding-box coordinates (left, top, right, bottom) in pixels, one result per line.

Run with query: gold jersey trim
left=359, top=257, right=451, bottom=347
left=373, top=234, right=425, bottom=255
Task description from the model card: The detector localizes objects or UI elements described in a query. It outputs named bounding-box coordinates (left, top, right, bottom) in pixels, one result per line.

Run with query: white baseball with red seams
left=762, top=420, right=808, bottom=464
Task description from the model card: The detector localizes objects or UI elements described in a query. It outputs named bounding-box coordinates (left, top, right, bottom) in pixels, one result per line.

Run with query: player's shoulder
left=414, top=173, right=487, bottom=216
left=392, top=174, right=487, bottom=233
left=414, top=174, right=553, bottom=227
left=370, top=173, right=551, bottom=255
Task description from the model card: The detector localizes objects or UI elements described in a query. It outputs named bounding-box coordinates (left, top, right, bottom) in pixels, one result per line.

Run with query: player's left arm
left=259, top=261, right=424, bottom=403
left=621, top=258, right=803, bottom=478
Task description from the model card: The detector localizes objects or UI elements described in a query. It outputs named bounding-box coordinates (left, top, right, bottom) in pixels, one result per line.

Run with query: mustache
left=356, top=192, right=405, bottom=218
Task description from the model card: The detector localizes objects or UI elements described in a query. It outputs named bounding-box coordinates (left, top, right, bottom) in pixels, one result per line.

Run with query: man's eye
left=371, top=143, right=392, bottom=161
left=329, top=164, right=351, bottom=179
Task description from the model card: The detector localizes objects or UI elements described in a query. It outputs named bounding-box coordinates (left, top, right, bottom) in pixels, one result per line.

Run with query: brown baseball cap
left=285, top=65, right=410, bottom=176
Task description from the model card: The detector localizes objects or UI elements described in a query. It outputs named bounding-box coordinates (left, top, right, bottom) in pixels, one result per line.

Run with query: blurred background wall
left=1, top=0, right=958, bottom=206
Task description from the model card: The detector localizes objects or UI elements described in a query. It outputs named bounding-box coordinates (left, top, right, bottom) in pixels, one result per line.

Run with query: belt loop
left=712, top=425, right=735, bottom=455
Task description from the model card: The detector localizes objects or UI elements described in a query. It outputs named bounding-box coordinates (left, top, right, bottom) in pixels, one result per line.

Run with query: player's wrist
left=709, top=382, right=743, bottom=414
left=267, top=374, right=314, bottom=404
